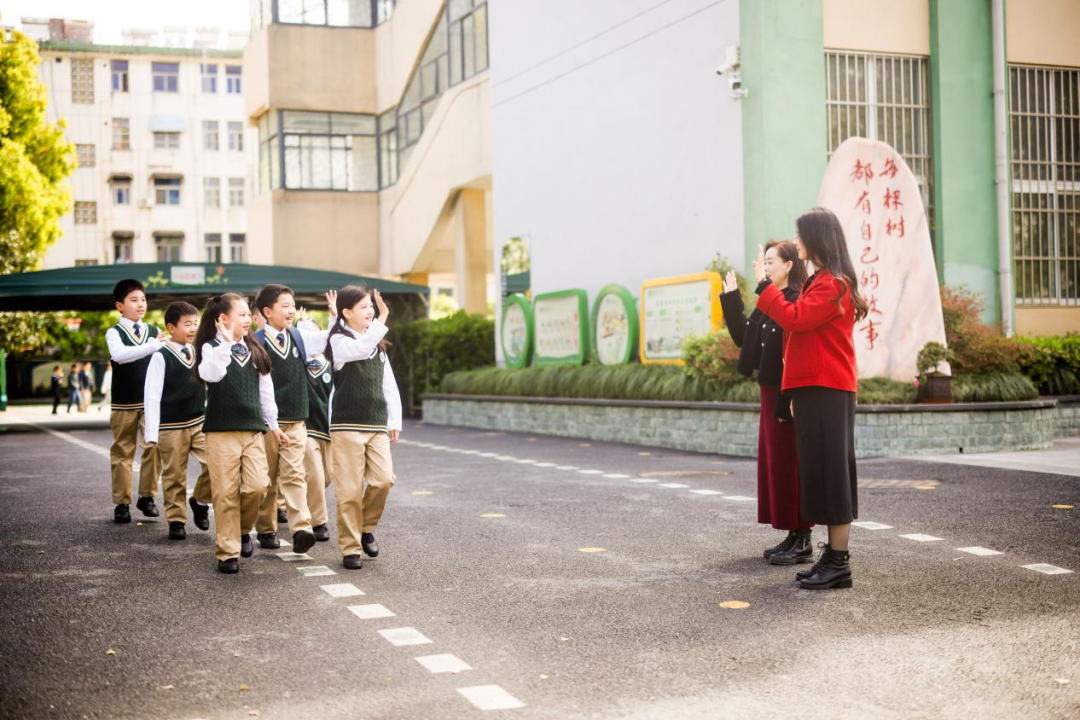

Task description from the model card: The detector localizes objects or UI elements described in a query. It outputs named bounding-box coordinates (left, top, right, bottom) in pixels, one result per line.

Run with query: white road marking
left=723, top=495, right=755, bottom=502
left=900, top=533, right=943, bottom=543
left=514, top=459, right=537, bottom=464
left=496, top=455, right=516, bottom=461
left=379, top=627, right=433, bottom=646
left=603, top=473, right=630, bottom=479
left=347, top=603, right=396, bottom=619
left=555, top=465, right=579, bottom=471
left=276, top=552, right=313, bottom=561
left=852, top=521, right=893, bottom=530
left=278, top=539, right=292, bottom=547
left=479, top=453, right=499, bottom=458
left=415, top=653, right=472, bottom=674
left=457, top=685, right=525, bottom=711
left=957, top=546, right=1004, bottom=557
left=578, top=470, right=605, bottom=475
left=657, top=482, right=690, bottom=489
left=320, top=583, right=365, bottom=597
left=534, top=462, right=556, bottom=467
left=1022, top=563, right=1074, bottom=575
left=28, top=424, right=111, bottom=459
left=298, top=565, right=336, bottom=577
left=690, top=489, right=724, bottom=496
left=630, top=478, right=659, bottom=484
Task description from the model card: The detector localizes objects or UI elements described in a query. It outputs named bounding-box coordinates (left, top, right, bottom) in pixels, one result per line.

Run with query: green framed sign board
left=500, top=294, right=534, bottom=369
left=591, top=285, right=638, bottom=365
left=532, top=289, right=590, bottom=366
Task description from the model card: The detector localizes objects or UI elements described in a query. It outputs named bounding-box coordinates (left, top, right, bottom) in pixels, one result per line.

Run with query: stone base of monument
left=918, top=373, right=953, bottom=404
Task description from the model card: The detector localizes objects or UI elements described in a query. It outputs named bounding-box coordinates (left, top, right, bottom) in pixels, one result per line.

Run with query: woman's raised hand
left=722, top=270, right=738, bottom=294
left=753, top=244, right=767, bottom=283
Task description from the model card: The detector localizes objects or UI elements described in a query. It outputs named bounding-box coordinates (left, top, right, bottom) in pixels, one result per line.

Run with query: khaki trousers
left=303, top=436, right=332, bottom=527
left=78, top=389, right=92, bottom=412
left=206, top=431, right=270, bottom=562
left=158, top=424, right=212, bottom=524
left=330, top=431, right=395, bottom=557
left=255, top=421, right=312, bottom=535
left=109, top=410, right=161, bottom=505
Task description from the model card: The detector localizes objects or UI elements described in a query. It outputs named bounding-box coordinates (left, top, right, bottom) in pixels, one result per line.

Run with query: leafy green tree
left=0, top=30, right=77, bottom=350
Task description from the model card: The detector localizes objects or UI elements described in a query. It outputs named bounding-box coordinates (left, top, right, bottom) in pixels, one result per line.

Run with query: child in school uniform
left=325, top=286, right=400, bottom=570
left=196, top=293, right=286, bottom=574
left=250, top=285, right=336, bottom=555
left=66, top=363, right=80, bottom=413
left=143, top=301, right=213, bottom=541
left=297, top=313, right=333, bottom=543
left=106, top=279, right=165, bottom=524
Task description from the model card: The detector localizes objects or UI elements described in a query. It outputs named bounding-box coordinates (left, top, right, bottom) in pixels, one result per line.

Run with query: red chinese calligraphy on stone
left=882, top=188, right=903, bottom=211
left=881, top=157, right=899, bottom=179
left=861, top=220, right=872, bottom=241
left=860, top=246, right=880, bottom=264
left=867, top=295, right=884, bottom=316
left=854, top=191, right=871, bottom=215
left=851, top=159, right=875, bottom=186
left=861, top=267, right=881, bottom=290
left=886, top=216, right=906, bottom=239
left=859, top=319, right=880, bottom=351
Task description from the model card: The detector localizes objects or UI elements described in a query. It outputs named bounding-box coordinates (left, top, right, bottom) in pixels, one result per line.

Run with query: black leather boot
left=763, top=531, right=796, bottom=559
left=796, top=543, right=831, bottom=581
left=769, top=528, right=813, bottom=565
left=799, top=547, right=853, bottom=590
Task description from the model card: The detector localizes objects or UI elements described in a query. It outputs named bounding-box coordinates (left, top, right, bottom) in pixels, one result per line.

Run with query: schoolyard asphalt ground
left=0, top=405, right=1077, bottom=719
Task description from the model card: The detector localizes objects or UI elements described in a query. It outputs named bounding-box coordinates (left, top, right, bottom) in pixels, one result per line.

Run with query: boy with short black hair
left=106, top=279, right=165, bottom=524
left=66, top=363, right=79, bottom=413
left=144, top=301, right=212, bottom=540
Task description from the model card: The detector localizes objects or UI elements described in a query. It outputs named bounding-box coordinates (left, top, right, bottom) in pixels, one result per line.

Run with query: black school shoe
left=136, top=496, right=159, bottom=517
left=312, top=524, right=330, bottom=542
left=361, top=533, right=379, bottom=558
left=277, top=508, right=288, bottom=524
left=257, top=532, right=281, bottom=549
left=292, top=530, right=316, bottom=554
left=188, top=497, right=210, bottom=531
left=240, top=534, right=254, bottom=558
left=168, top=522, right=186, bottom=540
left=114, top=504, right=131, bottom=524
left=342, top=554, right=363, bottom=570
left=218, top=558, right=239, bottom=574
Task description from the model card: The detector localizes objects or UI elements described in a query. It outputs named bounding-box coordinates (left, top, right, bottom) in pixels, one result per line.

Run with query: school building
left=491, top=0, right=1080, bottom=344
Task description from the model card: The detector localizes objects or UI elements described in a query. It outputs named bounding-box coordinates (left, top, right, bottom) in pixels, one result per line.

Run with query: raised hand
left=722, top=270, right=738, bottom=294
left=297, top=307, right=308, bottom=324
left=215, top=315, right=235, bottom=341
left=325, top=290, right=338, bottom=316
left=156, top=331, right=169, bottom=343
left=373, top=289, right=389, bottom=320
left=753, top=244, right=767, bottom=283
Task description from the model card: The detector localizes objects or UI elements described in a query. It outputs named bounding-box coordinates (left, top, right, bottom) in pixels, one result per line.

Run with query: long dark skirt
left=757, top=385, right=811, bottom=530
left=791, top=386, right=858, bottom=525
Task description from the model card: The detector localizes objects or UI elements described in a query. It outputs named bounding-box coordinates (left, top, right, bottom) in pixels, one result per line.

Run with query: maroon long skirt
left=757, top=385, right=812, bottom=530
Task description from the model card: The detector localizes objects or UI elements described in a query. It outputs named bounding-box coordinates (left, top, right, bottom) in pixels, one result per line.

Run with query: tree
left=0, top=31, right=76, bottom=350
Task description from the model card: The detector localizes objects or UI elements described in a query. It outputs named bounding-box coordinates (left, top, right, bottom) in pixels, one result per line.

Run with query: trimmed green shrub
left=941, top=286, right=1020, bottom=374
left=952, top=373, right=1039, bottom=403
left=681, top=330, right=742, bottom=386
left=1014, top=333, right=1080, bottom=396
left=857, top=377, right=919, bottom=405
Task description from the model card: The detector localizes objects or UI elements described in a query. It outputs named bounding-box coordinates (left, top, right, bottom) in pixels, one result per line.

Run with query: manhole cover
left=858, top=478, right=940, bottom=489
left=639, top=470, right=732, bottom=479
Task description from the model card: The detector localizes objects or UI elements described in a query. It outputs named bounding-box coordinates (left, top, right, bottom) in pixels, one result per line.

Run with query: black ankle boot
left=795, top=543, right=831, bottom=581
left=799, top=547, right=852, bottom=590
left=769, top=528, right=812, bottom=565
left=763, top=531, right=796, bottom=559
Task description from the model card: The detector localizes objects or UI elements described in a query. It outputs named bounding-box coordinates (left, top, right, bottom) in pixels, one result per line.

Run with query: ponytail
left=194, top=293, right=273, bottom=375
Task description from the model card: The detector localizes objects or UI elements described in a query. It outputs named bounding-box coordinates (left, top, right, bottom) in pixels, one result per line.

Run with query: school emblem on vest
left=322, top=374, right=331, bottom=383
left=293, top=347, right=299, bottom=357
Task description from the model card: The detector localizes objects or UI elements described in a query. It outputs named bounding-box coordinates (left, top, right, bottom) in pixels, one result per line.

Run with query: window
left=201, top=64, right=218, bottom=93
left=226, top=66, right=242, bottom=94
left=155, top=178, right=182, bottom=205
left=152, top=62, right=179, bottom=93
left=228, top=121, right=245, bottom=151
left=258, top=111, right=280, bottom=192
left=277, top=0, right=373, bottom=27
left=155, top=234, right=184, bottom=262
left=448, top=0, right=488, bottom=86
left=229, top=177, right=245, bottom=206
left=825, top=51, right=934, bottom=240
left=204, top=178, right=221, bottom=208
left=112, top=118, right=130, bottom=150
left=71, top=57, right=94, bottom=104
left=114, top=234, right=134, bottom=264
left=378, top=111, right=398, bottom=188
left=376, top=0, right=395, bottom=24
left=229, top=233, right=247, bottom=263
left=154, top=132, right=181, bottom=150
left=76, top=144, right=95, bottom=168
left=205, top=233, right=223, bottom=263
left=204, top=120, right=220, bottom=151
left=111, top=60, right=129, bottom=93
left=276, top=110, right=378, bottom=191
left=1010, top=66, right=1080, bottom=305
left=74, top=201, right=97, bottom=224
left=112, top=178, right=131, bottom=205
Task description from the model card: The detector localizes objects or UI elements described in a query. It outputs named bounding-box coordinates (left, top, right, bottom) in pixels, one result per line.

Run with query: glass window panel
left=474, top=4, right=488, bottom=72
left=330, top=113, right=376, bottom=135
left=449, top=21, right=463, bottom=85
left=283, top=110, right=331, bottom=134
left=350, top=135, right=378, bottom=190
left=463, top=15, right=476, bottom=79
left=328, top=0, right=373, bottom=27
left=449, top=0, right=472, bottom=22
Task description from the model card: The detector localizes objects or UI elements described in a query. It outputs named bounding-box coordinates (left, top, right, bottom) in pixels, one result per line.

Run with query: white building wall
left=489, top=0, right=744, bottom=351
left=37, top=48, right=259, bottom=268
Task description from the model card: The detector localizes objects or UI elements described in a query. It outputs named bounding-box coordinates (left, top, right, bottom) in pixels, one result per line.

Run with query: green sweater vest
left=305, top=360, right=332, bottom=441
left=203, top=340, right=267, bottom=434
left=262, top=330, right=308, bottom=423
left=110, top=322, right=160, bottom=410
left=159, top=345, right=206, bottom=429
left=330, top=351, right=388, bottom=434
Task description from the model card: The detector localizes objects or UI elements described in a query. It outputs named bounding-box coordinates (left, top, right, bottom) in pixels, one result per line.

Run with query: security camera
left=716, top=61, right=736, bottom=76
left=729, top=73, right=748, bottom=99
left=716, top=45, right=741, bottom=76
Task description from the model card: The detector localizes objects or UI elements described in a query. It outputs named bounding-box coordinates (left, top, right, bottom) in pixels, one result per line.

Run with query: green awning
left=0, top=263, right=429, bottom=312
left=504, top=271, right=530, bottom=294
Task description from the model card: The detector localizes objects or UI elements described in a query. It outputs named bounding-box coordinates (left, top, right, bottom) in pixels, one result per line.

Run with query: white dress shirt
left=198, top=334, right=279, bottom=431
left=327, top=320, right=401, bottom=432
left=268, top=319, right=332, bottom=359
left=143, top=340, right=195, bottom=444
left=105, top=316, right=162, bottom=364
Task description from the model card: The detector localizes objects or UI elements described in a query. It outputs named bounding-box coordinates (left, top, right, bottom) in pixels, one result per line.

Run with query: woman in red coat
left=756, top=207, right=868, bottom=590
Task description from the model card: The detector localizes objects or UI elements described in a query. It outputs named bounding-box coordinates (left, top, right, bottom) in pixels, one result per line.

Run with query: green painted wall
left=929, top=0, right=1001, bottom=323
left=739, top=0, right=827, bottom=277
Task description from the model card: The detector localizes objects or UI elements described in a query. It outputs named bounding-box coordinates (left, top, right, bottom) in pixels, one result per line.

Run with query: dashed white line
left=900, top=533, right=943, bottom=543
left=602, top=473, right=630, bottom=479
left=723, top=495, right=755, bottom=502
left=348, top=604, right=396, bottom=619
left=379, top=627, right=433, bottom=646
left=276, top=552, right=313, bottom=561
left=457, top=685, right=525, bottom=711
left=534, top=462, right=557, bottom=468
left=657, top=482, right=690, bottom=489
left=957, top=546, right=1004, bottom=557
left=555, top=465, right=579, bottom=471
left=298, top=565, right=336, bottom=577
left=578, top=470, right=605, bottom=475
left=690, top=489, right=724, bottom=496
left=1023, top=563, right=1074, bottom=575
left=414, top=653, right=473, bottom=674
left=320, top=583, right=365, bottom=597
left=852, top=521, right=893, bottom=530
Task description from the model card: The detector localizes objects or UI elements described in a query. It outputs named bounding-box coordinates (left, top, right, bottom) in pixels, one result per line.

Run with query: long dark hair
left=796, top=207, right=868, bottom=322
left=194, top=293, right=272, bottom=375
left=764, top=239, right=808, bottom=293
left=325, top=285, right=390, bottom=367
